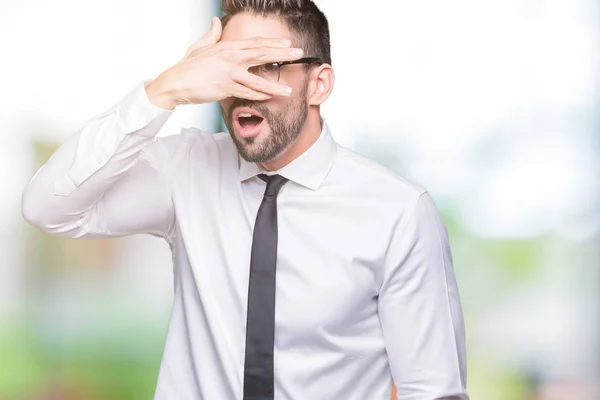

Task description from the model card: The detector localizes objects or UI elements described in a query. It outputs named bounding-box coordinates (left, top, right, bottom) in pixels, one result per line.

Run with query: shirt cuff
left=53, top=80, right=173, bottom=197
left=119, top=80, right=173, bottom=137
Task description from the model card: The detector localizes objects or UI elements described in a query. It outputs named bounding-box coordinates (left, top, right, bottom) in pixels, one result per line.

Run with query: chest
left=170, top=174, right=392, bottom=341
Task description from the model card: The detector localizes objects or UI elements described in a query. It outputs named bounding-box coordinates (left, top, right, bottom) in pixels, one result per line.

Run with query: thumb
left=196, top=17, right=223, bottom=47
left=182, top=17, right=222, bottom=60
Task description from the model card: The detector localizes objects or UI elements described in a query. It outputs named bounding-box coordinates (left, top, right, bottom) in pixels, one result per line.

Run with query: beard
left=221, top=82, right=308, bottom=163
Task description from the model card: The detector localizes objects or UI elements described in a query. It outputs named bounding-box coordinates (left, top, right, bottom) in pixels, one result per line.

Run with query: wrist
left=146, top=73, right=179, bottom=111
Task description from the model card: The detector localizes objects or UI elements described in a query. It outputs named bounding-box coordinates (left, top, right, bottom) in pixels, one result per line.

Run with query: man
left=22, top=0, right=469, bottom=399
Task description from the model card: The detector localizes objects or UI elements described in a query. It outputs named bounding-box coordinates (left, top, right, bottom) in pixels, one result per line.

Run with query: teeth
left=239, top=113, right=253, bottom=118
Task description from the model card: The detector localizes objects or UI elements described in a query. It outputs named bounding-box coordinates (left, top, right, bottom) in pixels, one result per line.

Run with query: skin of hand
left=146, top=16, right=304, bottom=110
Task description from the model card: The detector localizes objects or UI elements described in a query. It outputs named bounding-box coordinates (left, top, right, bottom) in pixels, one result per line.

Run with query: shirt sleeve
left=378, top=191, right=469, bottom=400
left=22, top=81, right=176, bottom=240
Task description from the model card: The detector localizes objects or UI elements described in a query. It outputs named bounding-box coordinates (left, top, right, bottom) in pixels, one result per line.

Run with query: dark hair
left=221, top=0, right=332, bottom=66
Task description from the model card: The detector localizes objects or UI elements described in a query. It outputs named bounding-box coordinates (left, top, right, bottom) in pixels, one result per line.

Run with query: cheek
left=219, top=99, right=233, bottom=116
left=262, top=95, right=298, bottom=114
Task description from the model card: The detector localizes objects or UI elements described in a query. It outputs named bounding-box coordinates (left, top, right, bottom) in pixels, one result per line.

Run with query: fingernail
left=282, top=39, right=292, bottom=46
left=282, top=86, right=292, bottom=95
left=293, top=48, right=303, bottom=56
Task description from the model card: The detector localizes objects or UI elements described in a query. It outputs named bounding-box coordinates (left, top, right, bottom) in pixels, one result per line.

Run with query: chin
left=235, top=126, right=270, bottom=144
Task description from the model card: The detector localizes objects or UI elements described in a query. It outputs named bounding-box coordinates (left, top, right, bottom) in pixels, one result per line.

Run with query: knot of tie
left=259, top=174, right=289, bottom=197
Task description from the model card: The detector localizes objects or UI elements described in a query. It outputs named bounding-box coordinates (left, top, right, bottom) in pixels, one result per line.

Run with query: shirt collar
left=238, top=118, right=337, bottom=191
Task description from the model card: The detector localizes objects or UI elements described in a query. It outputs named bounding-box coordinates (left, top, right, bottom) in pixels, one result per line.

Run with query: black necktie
left=243, top=174, right=289, bottom=400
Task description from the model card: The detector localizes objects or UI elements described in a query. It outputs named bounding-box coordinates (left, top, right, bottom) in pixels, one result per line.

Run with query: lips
left=233, top=107, right=265, bottom=138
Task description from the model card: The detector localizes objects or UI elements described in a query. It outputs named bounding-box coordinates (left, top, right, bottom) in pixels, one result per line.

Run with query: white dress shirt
left=22, top=82, right=469, bottom=400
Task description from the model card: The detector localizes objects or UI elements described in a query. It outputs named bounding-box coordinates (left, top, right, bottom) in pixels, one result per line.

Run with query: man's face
left=220, top=13, right=310, bottom=163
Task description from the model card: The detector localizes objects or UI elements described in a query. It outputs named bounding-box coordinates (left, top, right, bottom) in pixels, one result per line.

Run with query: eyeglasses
left=249, top=57, right=323, bottom=83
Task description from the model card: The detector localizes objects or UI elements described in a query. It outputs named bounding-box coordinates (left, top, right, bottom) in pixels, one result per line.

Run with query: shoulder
left=152, top=128, right=237, bottom=165
left=330, top=144, right=427, bottom=205
left=141, top=129, right=237, bottom=177
left=157, top=128, right=234, bottom=155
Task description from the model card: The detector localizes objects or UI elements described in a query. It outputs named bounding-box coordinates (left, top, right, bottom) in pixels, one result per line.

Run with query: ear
left=307, top=64, right=334, bottom=106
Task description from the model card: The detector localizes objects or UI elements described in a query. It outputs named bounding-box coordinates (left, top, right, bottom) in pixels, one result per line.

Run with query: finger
left=234, top=71, right=293, bottom=97
left=242, top=47, right=304, bottom=67
left=229, top=82, right=273, bottom=101
left=223, top=36, right=293, bottom=50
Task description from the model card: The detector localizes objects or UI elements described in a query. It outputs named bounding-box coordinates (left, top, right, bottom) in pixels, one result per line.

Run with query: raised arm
left=21, top=83, right=176, bottom=239
left=22, top=16, right=306, bottom=239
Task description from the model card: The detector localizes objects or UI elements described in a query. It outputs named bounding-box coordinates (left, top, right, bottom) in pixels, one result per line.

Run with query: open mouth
left=234, top=108, right=265, bottom=138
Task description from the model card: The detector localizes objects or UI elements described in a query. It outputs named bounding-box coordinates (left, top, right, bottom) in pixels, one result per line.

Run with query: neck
left=260, top=111, right=322, bottom=171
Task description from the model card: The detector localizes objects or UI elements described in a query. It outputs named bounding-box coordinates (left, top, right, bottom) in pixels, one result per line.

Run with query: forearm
left=22, top=81, right=172, bottom=236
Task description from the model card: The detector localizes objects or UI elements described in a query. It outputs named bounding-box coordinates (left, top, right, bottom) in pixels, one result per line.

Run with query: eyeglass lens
left=248, top=64, right=281, bottom=83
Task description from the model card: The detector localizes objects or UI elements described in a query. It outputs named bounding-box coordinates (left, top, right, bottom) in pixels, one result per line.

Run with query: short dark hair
left=221, top=0, right=332, bottom=66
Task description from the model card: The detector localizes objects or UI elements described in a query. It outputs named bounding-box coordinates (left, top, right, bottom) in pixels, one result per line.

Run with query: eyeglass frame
left=250, top=57, right=323, bottom=83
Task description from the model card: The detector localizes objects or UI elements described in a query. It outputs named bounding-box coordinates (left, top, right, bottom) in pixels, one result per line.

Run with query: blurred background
left=1, top=0, right=599, bottom=399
